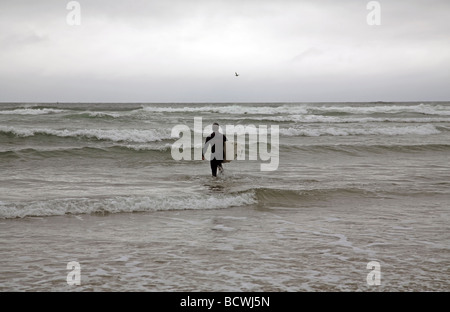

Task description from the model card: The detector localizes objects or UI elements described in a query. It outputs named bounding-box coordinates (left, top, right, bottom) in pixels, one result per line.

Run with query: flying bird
left=235, top=72, right=239, bottom=77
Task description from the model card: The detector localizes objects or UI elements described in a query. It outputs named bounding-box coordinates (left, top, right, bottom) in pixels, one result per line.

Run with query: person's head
left=212, top=122, right=220, bottom=132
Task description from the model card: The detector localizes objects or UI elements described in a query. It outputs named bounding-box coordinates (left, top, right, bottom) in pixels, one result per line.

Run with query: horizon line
left=1, top=100, right=449, bottom=104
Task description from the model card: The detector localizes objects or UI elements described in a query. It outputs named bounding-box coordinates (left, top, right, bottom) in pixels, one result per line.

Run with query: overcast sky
left=0, top=0, right=449, bottom=103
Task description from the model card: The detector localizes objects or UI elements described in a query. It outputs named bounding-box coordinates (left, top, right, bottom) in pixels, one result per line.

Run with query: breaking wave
left=0, top=126, right=173, bottom=143
left=138, top=103, right=450, bottom=116
left=280, top=124, right=441, bottom=137
left=0, top=108, right=67, bottom=115
left=0, top=192, right=257, bottom=219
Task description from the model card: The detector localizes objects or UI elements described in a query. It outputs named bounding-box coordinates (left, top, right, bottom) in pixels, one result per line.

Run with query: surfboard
left=203, top=141, right=242, bottom=162
left=223, top=141, right=238, bottom=163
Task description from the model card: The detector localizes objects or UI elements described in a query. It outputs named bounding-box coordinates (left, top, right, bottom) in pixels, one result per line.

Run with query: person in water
left=202, top=122, right=228, bottom=177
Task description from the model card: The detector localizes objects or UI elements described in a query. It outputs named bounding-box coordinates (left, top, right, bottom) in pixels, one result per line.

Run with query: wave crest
left=280, top=124, right=440, bottom=137
left=0, top=192, right=257, bottom=219
left=0, top=126, right=173, bottom=143
left=0, top=108, right=66, bottom=115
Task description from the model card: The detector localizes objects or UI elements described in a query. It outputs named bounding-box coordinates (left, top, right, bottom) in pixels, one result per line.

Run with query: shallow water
left=1, top=200, right=448, bottom=291
left=1, top=102, right=449, bottom=291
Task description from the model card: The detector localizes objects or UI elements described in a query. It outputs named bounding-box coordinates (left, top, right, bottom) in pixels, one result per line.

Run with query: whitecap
left=280, top=124, right=441, bottom=137
left=0, top=192, right=257, bottom=219
left=0, top=108, right=66, bottom=115
left=0, top=126, right=173, bottom=143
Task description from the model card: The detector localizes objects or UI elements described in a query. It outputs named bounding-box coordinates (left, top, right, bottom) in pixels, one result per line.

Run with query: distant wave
left=66, top=111, right=450, bottom=124
left=0, top=126, right=173, bottom=143
left=307, top=103, right=450, bottom=116
left=281, top=143, right=450, bottom=154
left=280, top=124, right=440, bottom=137
left=0, top=108, right=67, bottom=115
left=3, top=103, right=448, bottom=120
left=0, top=123, right=442, bottom=149
left=138, top=103, right=450, bottom=116
left=245, top=115, right=450, bottom=124
left=66, top=111, right=123, bottom=119
left=141, top=104, right=309, bottom=115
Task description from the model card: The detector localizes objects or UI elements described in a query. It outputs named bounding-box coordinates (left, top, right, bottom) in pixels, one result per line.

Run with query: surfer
left=202, top=122, right=228, bottom=177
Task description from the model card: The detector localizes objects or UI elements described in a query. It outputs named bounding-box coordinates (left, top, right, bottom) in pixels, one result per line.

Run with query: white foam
left=123, top=143, right=172, bottom=151
left=113, top=256, right=130, bottom=262
left=212, top=224, right=236, bottom=232
left=0, top=108, right=66, bottom=115
left=84, top=111, right=122, bottom=118
left=253, top=115, right=450, bottom=124
left=0, top=126, right=173, bottom=143
left=280, top=124, right=441, bottom=137
left=138, top=103, right=450, bottom=116
left=0, top=192, right=257, bottom=219
left=141, top=104, right=309, bottom=115
left=310, top=103, right=450, bottom=116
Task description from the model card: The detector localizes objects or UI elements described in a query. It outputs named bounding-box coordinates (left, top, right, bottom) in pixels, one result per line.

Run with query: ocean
left=0, top=102, right=449, bottom=291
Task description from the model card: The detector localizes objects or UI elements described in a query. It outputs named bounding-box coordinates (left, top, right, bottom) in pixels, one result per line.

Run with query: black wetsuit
left=203, top=132, right=227, bottom=177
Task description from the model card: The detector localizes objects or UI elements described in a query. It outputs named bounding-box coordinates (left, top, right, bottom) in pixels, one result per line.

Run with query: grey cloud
left=0, top=0, right=449, bottom=102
